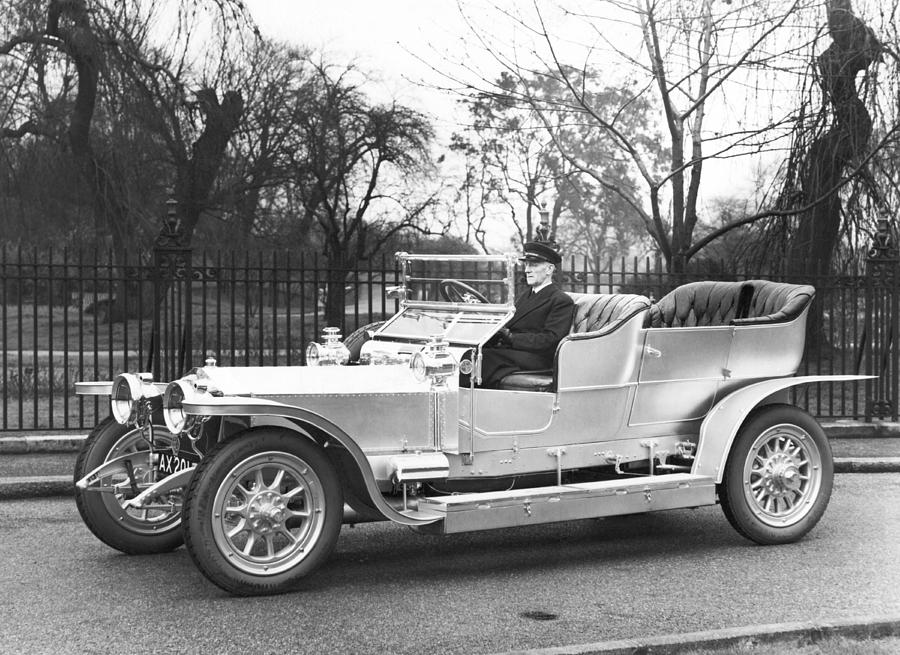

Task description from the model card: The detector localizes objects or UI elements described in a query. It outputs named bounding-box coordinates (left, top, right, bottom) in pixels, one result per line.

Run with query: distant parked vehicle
left=73, top=253, right=868, bottom=595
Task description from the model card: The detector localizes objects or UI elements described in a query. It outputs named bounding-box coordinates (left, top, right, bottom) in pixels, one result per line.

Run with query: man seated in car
left=469, top=238, right=575, bottom=388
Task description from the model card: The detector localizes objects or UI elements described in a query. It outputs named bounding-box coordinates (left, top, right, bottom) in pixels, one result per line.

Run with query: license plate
left=156, top=449, right=200, bottom=477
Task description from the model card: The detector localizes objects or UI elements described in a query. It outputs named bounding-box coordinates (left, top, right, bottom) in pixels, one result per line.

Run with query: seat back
left=646, top=280, right=815, bottom=328
left=497, top=293, right=650, bottom=392
left=568, top=292, right=652, bottom=335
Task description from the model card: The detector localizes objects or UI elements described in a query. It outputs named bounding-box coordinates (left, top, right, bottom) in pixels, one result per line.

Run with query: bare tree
left=689, top=0, right=899, bottom=275
left=0, top=0, right=131, bottom=252
left=453, top=67, right=659, bottom=263
left=451, top=71, right=560, bottom=244
left=101, top=0, right=253, bottom=249
left=449, top=145, right=497, bottom=252
left=444, top=0, right=899, bottom=273
left=0, top=0, right=253, bottom=253
left=783, top=0, right=886, bottom=276
left=214, top=42, right=314, bottom=240
left=289, top=60, right=439, bottom=326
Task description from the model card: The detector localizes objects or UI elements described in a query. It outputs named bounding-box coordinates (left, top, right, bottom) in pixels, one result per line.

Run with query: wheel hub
left=741, top=424, right=825, bottom=527
left=761, top=454, right=802, bottom=498
left=211, top=451, right=330, bottom=577
left=248, top=490, right=287, bottom=535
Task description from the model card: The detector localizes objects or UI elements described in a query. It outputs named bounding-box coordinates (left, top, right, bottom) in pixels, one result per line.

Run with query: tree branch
left=1, top=120, right=53, bottom=139
left=685, top=121, right=900, bottom=258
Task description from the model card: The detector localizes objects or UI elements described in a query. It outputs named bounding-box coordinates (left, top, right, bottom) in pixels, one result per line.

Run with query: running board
left=412, top=473, right=717, bottom=534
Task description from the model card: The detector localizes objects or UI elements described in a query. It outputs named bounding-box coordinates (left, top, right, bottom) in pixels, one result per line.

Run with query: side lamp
left=306, top=327, right=351, bottom=366
left=410, top=335, right=458, bottom=388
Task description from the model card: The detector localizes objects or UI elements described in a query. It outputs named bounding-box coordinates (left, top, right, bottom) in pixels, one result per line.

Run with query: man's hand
left=495, top=328, right=512, bottom=346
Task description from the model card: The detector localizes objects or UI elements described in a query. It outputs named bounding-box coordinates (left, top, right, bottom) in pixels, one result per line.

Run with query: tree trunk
left=236, top=183, right=262, bottom=238
left=148, top=89, right=244, bottom=333
left=788, top=0, right=882, bottom=279
left=170, top=89, right=245, bottom=248
left=324, top=267, right=349, bottom=331
left=47, top=0, right=135, bottom=321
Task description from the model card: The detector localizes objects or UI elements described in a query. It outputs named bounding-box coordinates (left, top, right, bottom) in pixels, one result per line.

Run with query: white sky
left=240, top=1, right=600, bottom=137
left=241, top=1, right=789, bottom=251
left=242, top=1, right=485, bottom=126
left=243, top=0, right=535, bottom=249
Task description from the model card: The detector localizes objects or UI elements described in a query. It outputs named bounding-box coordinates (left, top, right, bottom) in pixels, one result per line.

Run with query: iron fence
left=1, top=238, right=897, bottom=431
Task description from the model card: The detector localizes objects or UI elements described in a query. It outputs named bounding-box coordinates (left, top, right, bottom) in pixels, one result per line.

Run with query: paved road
left=1, top=474, right=898, bottom=655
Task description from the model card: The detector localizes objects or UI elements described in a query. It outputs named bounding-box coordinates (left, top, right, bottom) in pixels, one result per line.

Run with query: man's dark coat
left=480, top=283, right=575, bottom=387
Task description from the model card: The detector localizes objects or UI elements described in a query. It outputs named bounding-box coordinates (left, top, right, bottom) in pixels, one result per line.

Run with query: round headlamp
left=163, top=380, right=197, bottom=434
left=110, top=373, right=160, bottom=425
left=110, top=374, right=142, bottom=425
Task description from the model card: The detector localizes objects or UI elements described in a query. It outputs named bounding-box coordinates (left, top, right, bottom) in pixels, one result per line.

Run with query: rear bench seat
left=645, top=280, right=815, bottom=328
left=497, top=292, right=651, bottom=391
left=494, top=280, right=814, bottom=392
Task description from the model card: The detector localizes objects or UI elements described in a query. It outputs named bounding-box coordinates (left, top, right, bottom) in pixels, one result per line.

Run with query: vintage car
left=73, top=253, right=866, bottom=596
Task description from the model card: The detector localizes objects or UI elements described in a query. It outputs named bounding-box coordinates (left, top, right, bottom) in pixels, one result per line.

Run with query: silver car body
left=74, top=254, right=867, bottom=535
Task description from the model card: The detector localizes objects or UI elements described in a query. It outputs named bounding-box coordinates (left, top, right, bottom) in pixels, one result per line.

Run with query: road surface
left=0, top=474, right=898, bottom=654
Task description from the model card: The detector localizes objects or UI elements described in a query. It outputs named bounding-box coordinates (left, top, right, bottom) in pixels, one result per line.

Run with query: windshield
left=371, top=253, right=518, bottom=346
left=397, top=253, right=517, bottom=306
left=377, top=307, right=511, bottom=345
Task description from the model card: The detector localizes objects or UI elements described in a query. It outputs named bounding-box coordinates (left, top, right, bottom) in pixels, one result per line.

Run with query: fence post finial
left=158, top=191, right=182, bottom=247
left=864, top=208, right=900, bottom=421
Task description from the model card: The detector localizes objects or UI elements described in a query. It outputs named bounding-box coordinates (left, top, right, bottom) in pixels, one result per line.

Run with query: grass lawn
left=1, top=392, right=107, bottom=431
left=1, top=295, right=391, bottom=429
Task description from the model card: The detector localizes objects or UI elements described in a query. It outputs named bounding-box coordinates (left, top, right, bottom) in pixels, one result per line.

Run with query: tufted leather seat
left=645, top=280, right=815, bottom=328
left=497, top=293, right=651, bottom=391
left=569, top=292, right=653, bottom=334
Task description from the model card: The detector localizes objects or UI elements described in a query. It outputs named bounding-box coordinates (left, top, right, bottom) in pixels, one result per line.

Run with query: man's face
left=524, top=260, right=554, bottom=287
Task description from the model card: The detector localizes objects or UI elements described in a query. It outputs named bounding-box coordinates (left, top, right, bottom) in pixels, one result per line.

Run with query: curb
left=822, top=420, right=900, bottom=438
left=0, top=475, right=73, bottom=500
left=0, top=434, right=88, bottom=453
left=835, top=457, right=900, bottom=473
left=493, top=615, right=900, bottom=655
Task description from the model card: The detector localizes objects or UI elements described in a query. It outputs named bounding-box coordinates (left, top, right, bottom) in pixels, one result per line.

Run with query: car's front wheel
left=182, top=428, right=343, bottom=596
left=74, top=417, right=184, bottom=554
left=718, top=404, right=833, bottom=545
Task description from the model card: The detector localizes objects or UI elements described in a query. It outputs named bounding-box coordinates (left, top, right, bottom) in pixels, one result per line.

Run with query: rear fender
left=693, top=375, right=873, bottom=482
left=183, top=396, right=440, bottom=527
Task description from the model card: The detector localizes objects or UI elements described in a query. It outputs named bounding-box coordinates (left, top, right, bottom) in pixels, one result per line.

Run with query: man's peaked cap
left=520, top=240, right=562, bottom=265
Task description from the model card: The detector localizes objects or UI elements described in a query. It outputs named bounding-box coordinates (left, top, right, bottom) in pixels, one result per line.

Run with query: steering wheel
left=439, top=279, right=489, bottom=304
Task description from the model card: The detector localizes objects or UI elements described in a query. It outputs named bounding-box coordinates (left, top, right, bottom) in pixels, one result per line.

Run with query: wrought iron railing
left=1, top=228, right=897, bottom=430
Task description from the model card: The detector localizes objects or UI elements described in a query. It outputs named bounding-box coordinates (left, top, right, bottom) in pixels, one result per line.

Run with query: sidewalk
left=493, top=615, right=900, bottom=655
left=1, top=421, right=899, bottom=500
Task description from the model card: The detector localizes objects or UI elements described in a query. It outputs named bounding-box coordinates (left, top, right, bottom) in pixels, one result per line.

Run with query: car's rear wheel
left=718, top=404, right=833, bottom=545
left=74, top=417, right=184, bottom=554
left=182, top=428, right=342, bottom=596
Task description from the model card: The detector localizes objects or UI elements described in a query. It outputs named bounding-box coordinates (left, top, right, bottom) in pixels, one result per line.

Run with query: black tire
left=344, top=320, right=383, bottom=363
left=718, top=404, right=833, bottom=545
left=182, top=427, right=343, bottom=596
left=74, top=416, right=184, bottom=554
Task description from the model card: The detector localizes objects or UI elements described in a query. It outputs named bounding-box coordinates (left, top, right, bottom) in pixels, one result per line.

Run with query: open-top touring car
left=74, top=253, right=867, bottom=595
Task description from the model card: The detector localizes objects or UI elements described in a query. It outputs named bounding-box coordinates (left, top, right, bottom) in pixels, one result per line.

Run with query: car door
left=629, top=326, right=732, bottom=425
